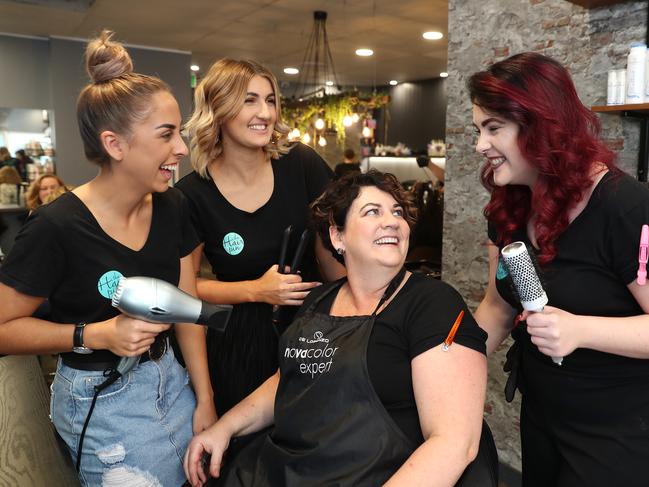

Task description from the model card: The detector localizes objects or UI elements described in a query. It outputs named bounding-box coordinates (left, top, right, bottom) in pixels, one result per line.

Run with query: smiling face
left=119, top=90, right=188, bottom=193
left=38, top=176, right=62, bottom=203
left=331, top=186, right=410, bottom=271
left=221, top=75, right=277, bottom=151
left=473, top=104, right=538, bottom=187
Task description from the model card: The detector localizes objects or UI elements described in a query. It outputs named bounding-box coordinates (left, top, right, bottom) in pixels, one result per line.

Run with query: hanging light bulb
left=302, top=132, right=311, bottom=144
left=351, top=113, right=360, bottom=123
left=318, top=135, right=327, bottom=147
left=343, top=115, right=353, bottom=127
left=362, top=126, right=372, bottom=138
left=289, top=128, right=301, bottom=140
left=314, top=118, right=325, bottom=130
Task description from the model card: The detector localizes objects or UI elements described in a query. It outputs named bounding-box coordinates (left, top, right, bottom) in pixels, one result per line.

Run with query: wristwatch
left=72, top=322, right=93, bottom=354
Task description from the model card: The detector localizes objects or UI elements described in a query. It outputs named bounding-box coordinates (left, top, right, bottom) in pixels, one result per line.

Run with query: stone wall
left=444, top=0, right=647, bottom=470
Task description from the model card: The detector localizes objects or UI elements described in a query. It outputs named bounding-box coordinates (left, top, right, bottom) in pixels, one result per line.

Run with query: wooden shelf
left=592, top=103, right=649, bottom=114
left=566, top=0, right=633, bottom=7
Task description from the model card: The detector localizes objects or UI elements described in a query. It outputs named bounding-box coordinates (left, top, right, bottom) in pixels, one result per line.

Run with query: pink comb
left=637, top=225, right=649, bottom=285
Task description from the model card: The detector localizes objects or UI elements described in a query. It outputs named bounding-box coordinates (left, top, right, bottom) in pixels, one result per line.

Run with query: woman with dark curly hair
left=472, top=52, right=649, bottom=487
left=184, top=170, right=493, bottom=487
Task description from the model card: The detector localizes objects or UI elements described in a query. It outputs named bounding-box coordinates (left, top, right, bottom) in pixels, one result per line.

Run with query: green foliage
left=283, top=92, right=389, bottom=146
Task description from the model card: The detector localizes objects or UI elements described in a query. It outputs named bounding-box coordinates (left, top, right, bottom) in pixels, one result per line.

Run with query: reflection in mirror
left=0, top=107, right=55, bottom=209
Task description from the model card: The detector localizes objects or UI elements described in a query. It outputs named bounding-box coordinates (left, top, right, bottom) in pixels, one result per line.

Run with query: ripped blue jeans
left=51, top=349, right=195, bottom=487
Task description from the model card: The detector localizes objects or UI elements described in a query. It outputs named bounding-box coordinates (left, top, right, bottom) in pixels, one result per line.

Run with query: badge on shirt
left=97, top=270, right=124, bottom=299
left=496, top=256, right=508, bottom=280
left=223, top=232, right=244, bottom=256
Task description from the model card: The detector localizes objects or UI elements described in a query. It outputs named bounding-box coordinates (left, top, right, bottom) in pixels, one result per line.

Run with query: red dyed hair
left=468, top=52, right=616, bottom=265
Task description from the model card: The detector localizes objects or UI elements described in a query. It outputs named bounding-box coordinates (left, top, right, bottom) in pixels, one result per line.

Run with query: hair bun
left=85, top=30, right=133, bottom=83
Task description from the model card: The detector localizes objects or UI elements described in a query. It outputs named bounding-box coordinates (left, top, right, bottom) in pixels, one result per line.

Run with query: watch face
left=72, top=346, right=94, bottom=355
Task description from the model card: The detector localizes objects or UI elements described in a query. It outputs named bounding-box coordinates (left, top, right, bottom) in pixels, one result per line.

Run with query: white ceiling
left=0, top=0, right=449, bottom=87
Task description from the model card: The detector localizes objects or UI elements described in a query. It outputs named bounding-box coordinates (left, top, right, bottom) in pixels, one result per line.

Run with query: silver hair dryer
left=111, top=276, right=232, bottom=374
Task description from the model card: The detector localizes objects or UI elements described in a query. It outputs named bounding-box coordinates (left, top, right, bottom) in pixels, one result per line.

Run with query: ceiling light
left=440, top=72, right=449, bottom=78
left=351, top=113, right=360, bottom=123
left=284, top=67, right=299, bottom=75
left=302, top=132, right=311, bottom=144
left=318, top=136, right=327, bottom=147
left=389, top=80, right=398, bottom=86
left=343, top=115, right=353, bottom=127
left=314, top=118, right=325, bottom=130
left=362, top=126, right=372, bottom=138
left=355, top=48, right=374, bottom=57
left=325, top=81, right=334, bottom=86
left=190, top=64, right=200, bottom=72
left=423, top=31, right=444, bottom=40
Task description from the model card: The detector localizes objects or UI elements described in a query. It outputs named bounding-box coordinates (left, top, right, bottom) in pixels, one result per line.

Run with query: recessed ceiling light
left=190, top=64, right=200, bottom=72
left=423, top=31, right=444, bottom=40
left=355, top=48, right=374, bottom=57
left=284, top=67, right=299, bottom=75
left=389, top=80, right=398, bottom=86
left=325, top=81, right=334, bottom=86
left=440, top=72, right=449, bottom=78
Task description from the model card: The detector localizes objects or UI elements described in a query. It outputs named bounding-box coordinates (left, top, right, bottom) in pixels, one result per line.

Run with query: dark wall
left=0, top=36, right=50, bottom=109
left=375, top=78, right=447, bottom=152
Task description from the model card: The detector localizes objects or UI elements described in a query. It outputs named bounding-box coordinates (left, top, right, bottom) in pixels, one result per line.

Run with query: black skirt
left=207, top=302, right=284, bottom=415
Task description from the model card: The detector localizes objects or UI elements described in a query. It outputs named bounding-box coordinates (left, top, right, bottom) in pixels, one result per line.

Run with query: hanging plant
left=283, top=92, right=389, bottom=146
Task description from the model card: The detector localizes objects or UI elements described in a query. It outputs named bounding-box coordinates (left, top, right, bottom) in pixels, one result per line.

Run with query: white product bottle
left=626, top=43, right=646, bottom=104
left=617, top=69, right=627, bottom=105
left=607, top=69, right=618, bottom=105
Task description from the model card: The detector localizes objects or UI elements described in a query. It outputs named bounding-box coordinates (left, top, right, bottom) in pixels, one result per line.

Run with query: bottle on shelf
left=626, top=42, right=646, bottom=104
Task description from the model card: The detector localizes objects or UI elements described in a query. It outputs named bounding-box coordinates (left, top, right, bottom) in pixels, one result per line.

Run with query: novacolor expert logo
left=286, top=330, right=338, bottom=378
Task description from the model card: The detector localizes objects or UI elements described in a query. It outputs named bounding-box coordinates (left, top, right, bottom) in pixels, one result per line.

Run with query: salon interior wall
left=0, top=33, right=192, bottom=187
left=443, top=0, right=647, bottom=471
left=375, top=78, right=447, bottom=152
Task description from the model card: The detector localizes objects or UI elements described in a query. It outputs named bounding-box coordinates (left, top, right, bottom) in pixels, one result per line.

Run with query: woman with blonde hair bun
left=177, top=58, right=343, bottom=417
left=0, top=30, right=209, bottom=486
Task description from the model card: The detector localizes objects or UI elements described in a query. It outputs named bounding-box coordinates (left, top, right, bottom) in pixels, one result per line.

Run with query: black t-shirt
left=295, top=272, right=487, bottom=444
left=176, top=143, right=333, bottom=283
left=0, top=189, right=199, bottom=363
left=489, top=170, right=649, bottom=375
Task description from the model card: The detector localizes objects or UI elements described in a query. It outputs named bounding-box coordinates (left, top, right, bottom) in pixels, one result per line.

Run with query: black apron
left=221, top=270, right=416, bottom=486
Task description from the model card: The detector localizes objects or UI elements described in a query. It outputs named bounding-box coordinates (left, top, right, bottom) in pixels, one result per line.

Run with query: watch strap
left=73, top=322, right=86, bottom=348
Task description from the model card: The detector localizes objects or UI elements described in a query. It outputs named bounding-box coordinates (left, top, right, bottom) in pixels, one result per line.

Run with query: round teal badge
left=97, top=270, right=124, bottom=299
left=496, top=257, right=508, bottom=280
left=223, top=232, right=244, bottom=256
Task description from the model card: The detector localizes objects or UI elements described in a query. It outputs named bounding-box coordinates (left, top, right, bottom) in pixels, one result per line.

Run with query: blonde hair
left=77, top=30, right=170, bottom=165
left=0, top=147, right=11, bottom=162
left=184, top=58, right=290, bottom=178
left=26, top=174, right=68, bottom=210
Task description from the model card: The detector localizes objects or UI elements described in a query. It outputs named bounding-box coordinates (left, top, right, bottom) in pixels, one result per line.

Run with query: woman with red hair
left=472, top=52, right=649, bottom=486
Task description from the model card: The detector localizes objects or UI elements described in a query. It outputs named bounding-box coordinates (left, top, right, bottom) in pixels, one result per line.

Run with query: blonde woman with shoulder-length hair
left=177, top=58, right=344, bottom=416
left=185, top=58, right=291, bottom=179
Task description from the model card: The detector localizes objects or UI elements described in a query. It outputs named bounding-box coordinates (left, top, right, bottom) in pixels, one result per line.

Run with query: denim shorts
left=51, top=349, right=195, bottom=487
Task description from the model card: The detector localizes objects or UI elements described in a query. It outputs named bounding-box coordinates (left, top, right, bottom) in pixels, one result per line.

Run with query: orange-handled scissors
left=442, top=310, right=464, bottom=352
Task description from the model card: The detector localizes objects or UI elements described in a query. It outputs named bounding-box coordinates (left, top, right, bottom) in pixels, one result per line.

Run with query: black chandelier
left=292, top=11, right=340, bottom=100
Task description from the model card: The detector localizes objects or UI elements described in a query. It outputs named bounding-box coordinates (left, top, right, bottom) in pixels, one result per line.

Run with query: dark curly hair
left=468, top=52, right=616, bottom=265
left=310, top=170, right=418, bottom=265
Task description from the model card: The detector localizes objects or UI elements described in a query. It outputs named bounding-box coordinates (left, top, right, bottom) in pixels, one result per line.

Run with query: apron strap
left=371, top=267, right=407, bottom=316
